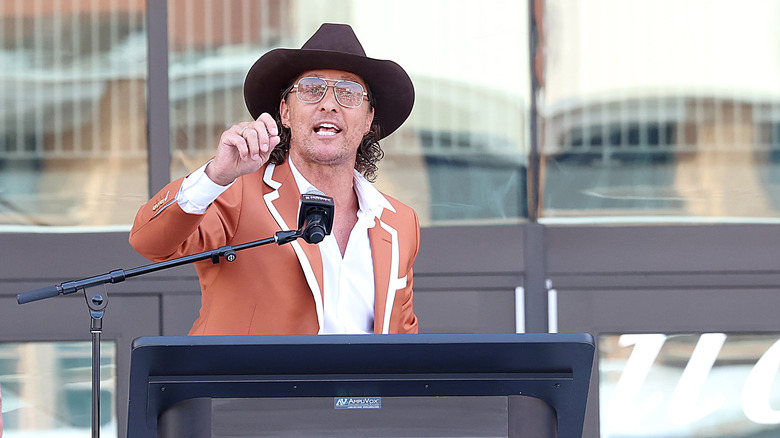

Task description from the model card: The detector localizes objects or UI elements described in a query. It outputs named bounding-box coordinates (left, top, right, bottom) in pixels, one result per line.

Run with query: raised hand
left=205, top=113, right=281, bottom=186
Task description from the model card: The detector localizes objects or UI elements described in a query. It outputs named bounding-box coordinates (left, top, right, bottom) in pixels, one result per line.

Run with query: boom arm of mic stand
left=14, top=228, right=306, bottom=438
left=17, top=229, right=302, bottom=305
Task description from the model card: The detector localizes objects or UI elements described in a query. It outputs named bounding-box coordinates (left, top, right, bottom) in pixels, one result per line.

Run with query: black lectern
left=128, top=334, right=594, bottom=437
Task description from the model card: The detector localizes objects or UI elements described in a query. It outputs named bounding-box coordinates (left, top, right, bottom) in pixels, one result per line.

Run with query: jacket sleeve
left=128, top=177, right=244, bottom=262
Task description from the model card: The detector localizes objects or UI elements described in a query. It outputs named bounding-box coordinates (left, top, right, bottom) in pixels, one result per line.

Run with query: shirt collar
left=288, top=157, right=395, bottom=221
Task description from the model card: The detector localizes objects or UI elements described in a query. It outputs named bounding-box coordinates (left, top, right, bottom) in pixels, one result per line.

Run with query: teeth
left=314, top=122, right=340, bottom=136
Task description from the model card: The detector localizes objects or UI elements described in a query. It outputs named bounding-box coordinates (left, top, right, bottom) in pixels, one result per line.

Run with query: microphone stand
left=16, top=227, right=307, bottom=438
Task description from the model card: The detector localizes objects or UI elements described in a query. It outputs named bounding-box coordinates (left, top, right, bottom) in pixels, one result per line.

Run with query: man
left=130, top=23, right=419, bottom=335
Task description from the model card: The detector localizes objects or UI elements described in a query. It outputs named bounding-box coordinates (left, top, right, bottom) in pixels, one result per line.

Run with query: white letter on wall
left=605, top=334, right=667, bottom=431
left=743, top=338, right=780, bottom=424
left=667, top=333, right=726, bottom=425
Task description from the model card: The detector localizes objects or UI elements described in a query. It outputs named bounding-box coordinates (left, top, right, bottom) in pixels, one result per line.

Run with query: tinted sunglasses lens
left=335, top=81, right=365, bottom=107
left=296, top=77, right=327, bottom=102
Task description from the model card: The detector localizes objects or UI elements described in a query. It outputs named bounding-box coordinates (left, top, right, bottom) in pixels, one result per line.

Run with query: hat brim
left=243, top=48, right=414, bottom=139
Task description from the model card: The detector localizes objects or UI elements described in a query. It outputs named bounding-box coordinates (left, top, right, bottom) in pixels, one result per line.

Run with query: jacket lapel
left=369, top=218, right=393, bottom=334
left=263, top=161, right=325, bottom=328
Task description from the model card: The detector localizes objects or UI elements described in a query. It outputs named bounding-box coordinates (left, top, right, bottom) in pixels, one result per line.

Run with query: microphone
left=297, top=189, right=334, bottom=244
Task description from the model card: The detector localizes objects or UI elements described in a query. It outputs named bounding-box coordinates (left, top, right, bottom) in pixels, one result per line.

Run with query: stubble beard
left=290, top=133, right=358, bottom=170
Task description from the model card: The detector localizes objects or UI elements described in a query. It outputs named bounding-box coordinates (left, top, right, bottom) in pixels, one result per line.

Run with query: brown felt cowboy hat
left=243, top=23, right=414, bottom=139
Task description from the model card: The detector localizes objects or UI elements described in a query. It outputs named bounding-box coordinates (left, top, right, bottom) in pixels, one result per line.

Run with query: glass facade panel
left=167, top=0, right=290, bottom=180
left=600, top=333, right=780, bottom=438
left=0, top=1, right=148, bottom=230
left=540, top=0, right=780, bottom=223
left=168, top=0, right=530, bottom=226
left=0, top=341, right=117, bottom=437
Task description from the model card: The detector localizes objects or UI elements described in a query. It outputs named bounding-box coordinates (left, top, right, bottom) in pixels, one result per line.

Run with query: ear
left=280, top=99, right=290, bottom=128
left=364, top=107, right=375, bottom=136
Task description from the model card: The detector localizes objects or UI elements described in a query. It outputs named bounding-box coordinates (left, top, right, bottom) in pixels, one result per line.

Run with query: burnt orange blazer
left=129, top=159, right=419, bottom=335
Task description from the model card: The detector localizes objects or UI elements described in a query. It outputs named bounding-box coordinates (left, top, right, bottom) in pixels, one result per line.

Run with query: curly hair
left=268, top=84, right=384, bottom=182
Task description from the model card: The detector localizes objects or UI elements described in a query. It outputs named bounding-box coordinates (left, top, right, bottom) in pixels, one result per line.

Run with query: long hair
left=268, top=85, right=384, bottom=182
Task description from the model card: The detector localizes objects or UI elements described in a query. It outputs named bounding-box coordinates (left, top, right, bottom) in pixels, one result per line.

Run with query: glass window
left=0, top=1, right=148, bottom=231
left=168, top=0, right=290, bottom=181
left=540, top=0, right=780, bottom=223
left=0, top=341, right=117, bottom=437
left=600, top=333, right=780, bottom=437
left=168, top=0, right=530, bottom=226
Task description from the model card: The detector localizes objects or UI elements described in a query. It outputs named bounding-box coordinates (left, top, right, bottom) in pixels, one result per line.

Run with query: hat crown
left=244, top=23, right=414, bottom=139
left=300, top=23, right=367, bottom=57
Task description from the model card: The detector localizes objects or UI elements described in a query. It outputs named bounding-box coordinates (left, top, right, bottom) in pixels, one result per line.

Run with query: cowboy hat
left=243, top=23, right=414, bottom=139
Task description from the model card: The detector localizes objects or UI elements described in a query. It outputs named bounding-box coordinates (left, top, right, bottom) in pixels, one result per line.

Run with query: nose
left=319, top=85, right=340, bottom=111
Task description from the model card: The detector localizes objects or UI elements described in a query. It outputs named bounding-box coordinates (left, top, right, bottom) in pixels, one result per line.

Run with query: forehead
left=295, top=69, right=367, bottom=86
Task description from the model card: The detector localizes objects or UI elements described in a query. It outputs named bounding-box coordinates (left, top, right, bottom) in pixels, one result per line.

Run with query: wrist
left=204, top=162, right=235, bottom=186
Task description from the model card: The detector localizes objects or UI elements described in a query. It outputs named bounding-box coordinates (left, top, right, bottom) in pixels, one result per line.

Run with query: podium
left=128, top=333, right=594, bottom=437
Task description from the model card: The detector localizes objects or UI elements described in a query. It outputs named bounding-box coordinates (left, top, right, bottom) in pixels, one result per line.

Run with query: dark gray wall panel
left=558, top=288, right=780, bottom=334
left=162, top=294, right=202, bottom=336
left=415, top=289, right=516, bottom=334
left=1, top=233, right=149, bottom=283
left=417, top=225, right=524, bottom=274
left=546, top=224, right=780, bottom=274
left=0, top=294, right=158, bottom=340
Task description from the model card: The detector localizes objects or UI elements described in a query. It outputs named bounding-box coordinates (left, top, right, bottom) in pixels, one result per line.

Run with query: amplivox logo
left=334, top=397, right=382, bottom=409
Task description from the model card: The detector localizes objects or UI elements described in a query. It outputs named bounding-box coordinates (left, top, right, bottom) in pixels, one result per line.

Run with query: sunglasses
left=291, top=77, right=368, bottom=108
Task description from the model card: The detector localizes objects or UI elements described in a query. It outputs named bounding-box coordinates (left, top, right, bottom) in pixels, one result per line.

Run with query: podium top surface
left=128, top=333, right=595, bottom=438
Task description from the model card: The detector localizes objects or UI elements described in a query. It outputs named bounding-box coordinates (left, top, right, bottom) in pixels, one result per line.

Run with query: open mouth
left=313, top=122, right=342, bottom=136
